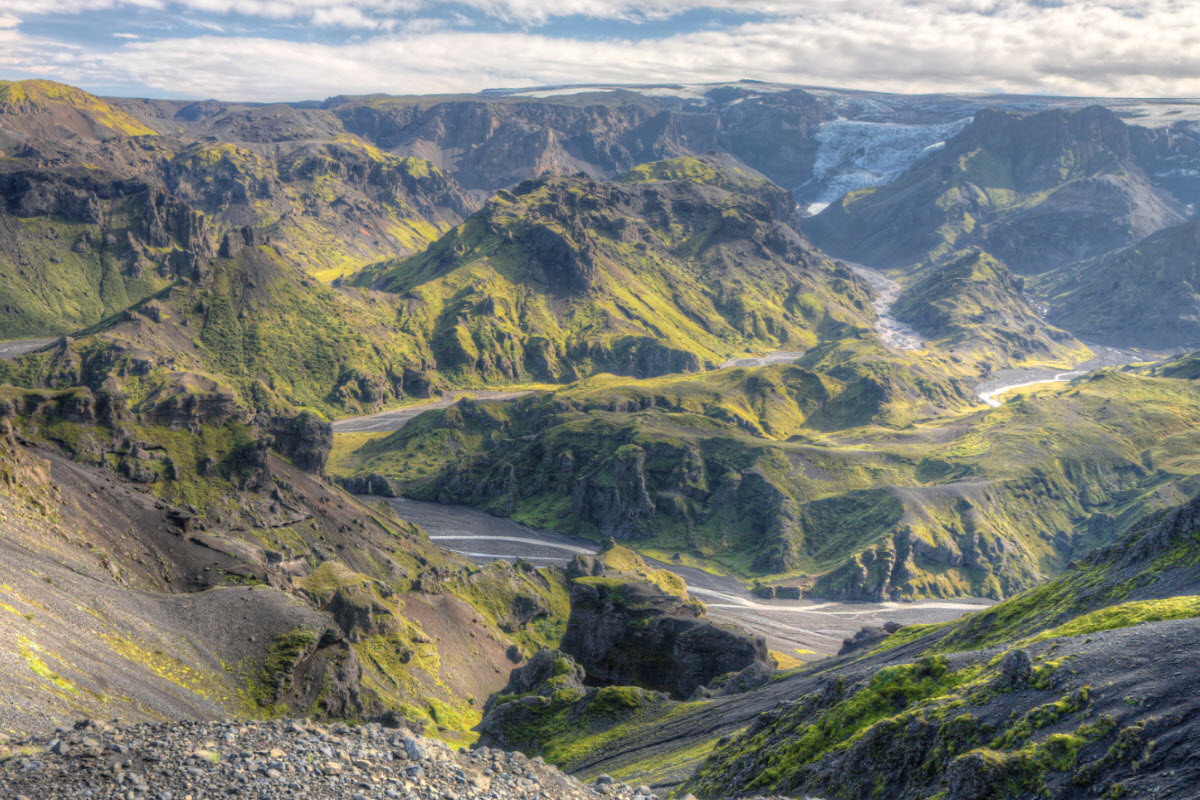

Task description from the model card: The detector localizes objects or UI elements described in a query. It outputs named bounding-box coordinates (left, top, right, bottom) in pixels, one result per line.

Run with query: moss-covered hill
left=0, top=376, right=570, bottom=742
left=0, top=79, right=474, bottom=339
left=353, top=160, right=874, bottom=383
left=1040, top=216, right=1200, bottom=349
left=889, top=250, right=1088, bottom=367
left=0, top=153, right=874, bottom=417
left=332, top=352, right=1200, bottom=601
left=0, top=239, right=446, bottom=417
left=0, top=79, right=156, bottom=140
left=680, top=492, right=1200, bottom=800
left=479, top=492, right=1200, bottom=795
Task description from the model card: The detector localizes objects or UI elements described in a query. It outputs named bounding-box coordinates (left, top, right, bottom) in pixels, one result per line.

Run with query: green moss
left=1028, top=597, right=1200, bottom=643
left=256, top=628, right=317, bottom=706
left=0, top=79, right=157, bottom=136
left=18, top=637, right=78, bottom=695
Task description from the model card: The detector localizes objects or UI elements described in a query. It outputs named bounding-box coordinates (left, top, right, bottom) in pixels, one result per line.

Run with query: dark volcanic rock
left=265, top=411, right=333, bottom=474
left=560, top=579, right=771, bottom=699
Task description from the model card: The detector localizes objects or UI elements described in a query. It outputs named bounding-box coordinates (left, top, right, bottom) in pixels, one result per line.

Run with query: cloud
left=3, top=1, right=1200, bottom=99
left=113, top=31, right=141, bottom=38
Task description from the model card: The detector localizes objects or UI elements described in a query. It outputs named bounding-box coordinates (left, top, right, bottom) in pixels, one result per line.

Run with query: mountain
left=353, top=157, right=874, bottom=383
left=332, top=350, right=1200, bottom=602
left=0, top=79, right=156, bottom=141
left=461, top=492, right=1200, bottom=796
left=0, top=237, right=447, bottom=416
left=0, top=375, right=569, bottom=741
left=0, top=80, right=475, bottom=339
left=804, top=106, right=1186, bottom=274
left=323, top=86, right=835, bottom=193
left=890, top=250, right=1087, bottom=366
left=1040, top=216, right=1200, bottom=349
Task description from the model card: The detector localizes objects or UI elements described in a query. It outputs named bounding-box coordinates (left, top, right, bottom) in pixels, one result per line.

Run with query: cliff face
left=683, top=493, right=1200, bottom=800
left=560, top=578, right=769, bottom=699
left=0, top=80, right=476, bottom=340
left=328, top=87, right=833, bottom=192
left=474, top=546, right=772, bottom=765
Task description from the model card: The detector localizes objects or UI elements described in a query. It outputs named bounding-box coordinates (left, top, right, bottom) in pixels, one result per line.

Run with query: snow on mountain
left=798, top=117, right=972, bottom=208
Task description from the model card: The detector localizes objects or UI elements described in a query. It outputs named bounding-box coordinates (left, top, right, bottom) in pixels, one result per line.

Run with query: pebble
left=0, top=719, right=661, bottom=800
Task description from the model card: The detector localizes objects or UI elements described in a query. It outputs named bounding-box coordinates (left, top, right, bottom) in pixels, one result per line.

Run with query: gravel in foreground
left=0, top=718, right=800, bottom=800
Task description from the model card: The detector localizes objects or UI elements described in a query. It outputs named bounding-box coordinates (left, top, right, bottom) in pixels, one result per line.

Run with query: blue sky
left=1, top=1, right=1199, bottom=101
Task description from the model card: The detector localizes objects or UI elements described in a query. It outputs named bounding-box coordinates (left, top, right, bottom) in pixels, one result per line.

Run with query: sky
left=1, top=1, right=1200, bottom=102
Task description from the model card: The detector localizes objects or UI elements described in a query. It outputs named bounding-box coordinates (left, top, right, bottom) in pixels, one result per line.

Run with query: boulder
left=560, top=578, right=771, bottom=699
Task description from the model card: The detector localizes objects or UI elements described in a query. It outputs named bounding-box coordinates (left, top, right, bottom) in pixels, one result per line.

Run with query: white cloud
left=113, top=31, right=140, bottom=37
left=2, top=1, right=1200, bottom=99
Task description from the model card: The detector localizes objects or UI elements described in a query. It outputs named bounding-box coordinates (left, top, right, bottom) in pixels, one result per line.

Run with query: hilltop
left=354, top=158, right=873, bottom=383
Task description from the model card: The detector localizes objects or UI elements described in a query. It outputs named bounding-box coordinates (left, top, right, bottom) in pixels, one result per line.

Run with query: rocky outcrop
left=837, top=620, right=904, bottom=656
left=560, top=578, right=770, bottom=699
left=484, top=649, right=587, bottom=712
left=275, top=629, right=384, bottom=720
left=329, top=87, right=832, bottom=193
left=264, top=411, right=333, bottom=474
left=568, top=445, right=656, bottom=540
left=335, top=473, right=400, bottom=497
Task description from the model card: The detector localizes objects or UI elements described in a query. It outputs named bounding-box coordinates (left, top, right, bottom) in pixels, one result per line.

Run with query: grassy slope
left=0, top=382, right=571, bottom=743
left=167, top=136, right=471, bottom=282
left=332, top=358, right=1200, bottom=600
left=0, top=210, right=175, bottom=339
left=0, top=79, right=156, bottom=138
left=890, top=250, right=1089, bottom=368
left=682, top=492, right=1200, bottom=800
left=0, top=244, right=441, bottom=417
left=0, top=80, right=473, bottom=339
left=353, top=166, right=874, bottom=383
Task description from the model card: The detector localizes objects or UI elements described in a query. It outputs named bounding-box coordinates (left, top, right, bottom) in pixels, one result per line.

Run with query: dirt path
left=0, top=338, right=55, bottom=360
left=332, top=390, right=534, bottom=433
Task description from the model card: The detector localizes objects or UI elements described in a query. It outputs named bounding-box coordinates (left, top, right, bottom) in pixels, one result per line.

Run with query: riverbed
left=844, top=262, right=924, bottom=350
left=378, top=496, right=990, bottom=661
left=973, top=342, right=1165, bottom=407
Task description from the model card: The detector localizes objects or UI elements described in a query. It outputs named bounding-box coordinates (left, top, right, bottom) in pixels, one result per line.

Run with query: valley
left=380, top=496, right=989, bottom=660
left=3, top=71, right=1200, bottom=800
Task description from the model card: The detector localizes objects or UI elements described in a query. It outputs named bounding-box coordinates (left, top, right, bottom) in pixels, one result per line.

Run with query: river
left=844, top=261, right=924, bottom=351
left=373, top=496, right=989, bottom=661
left=973, top=342, right=1163, bottom=407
